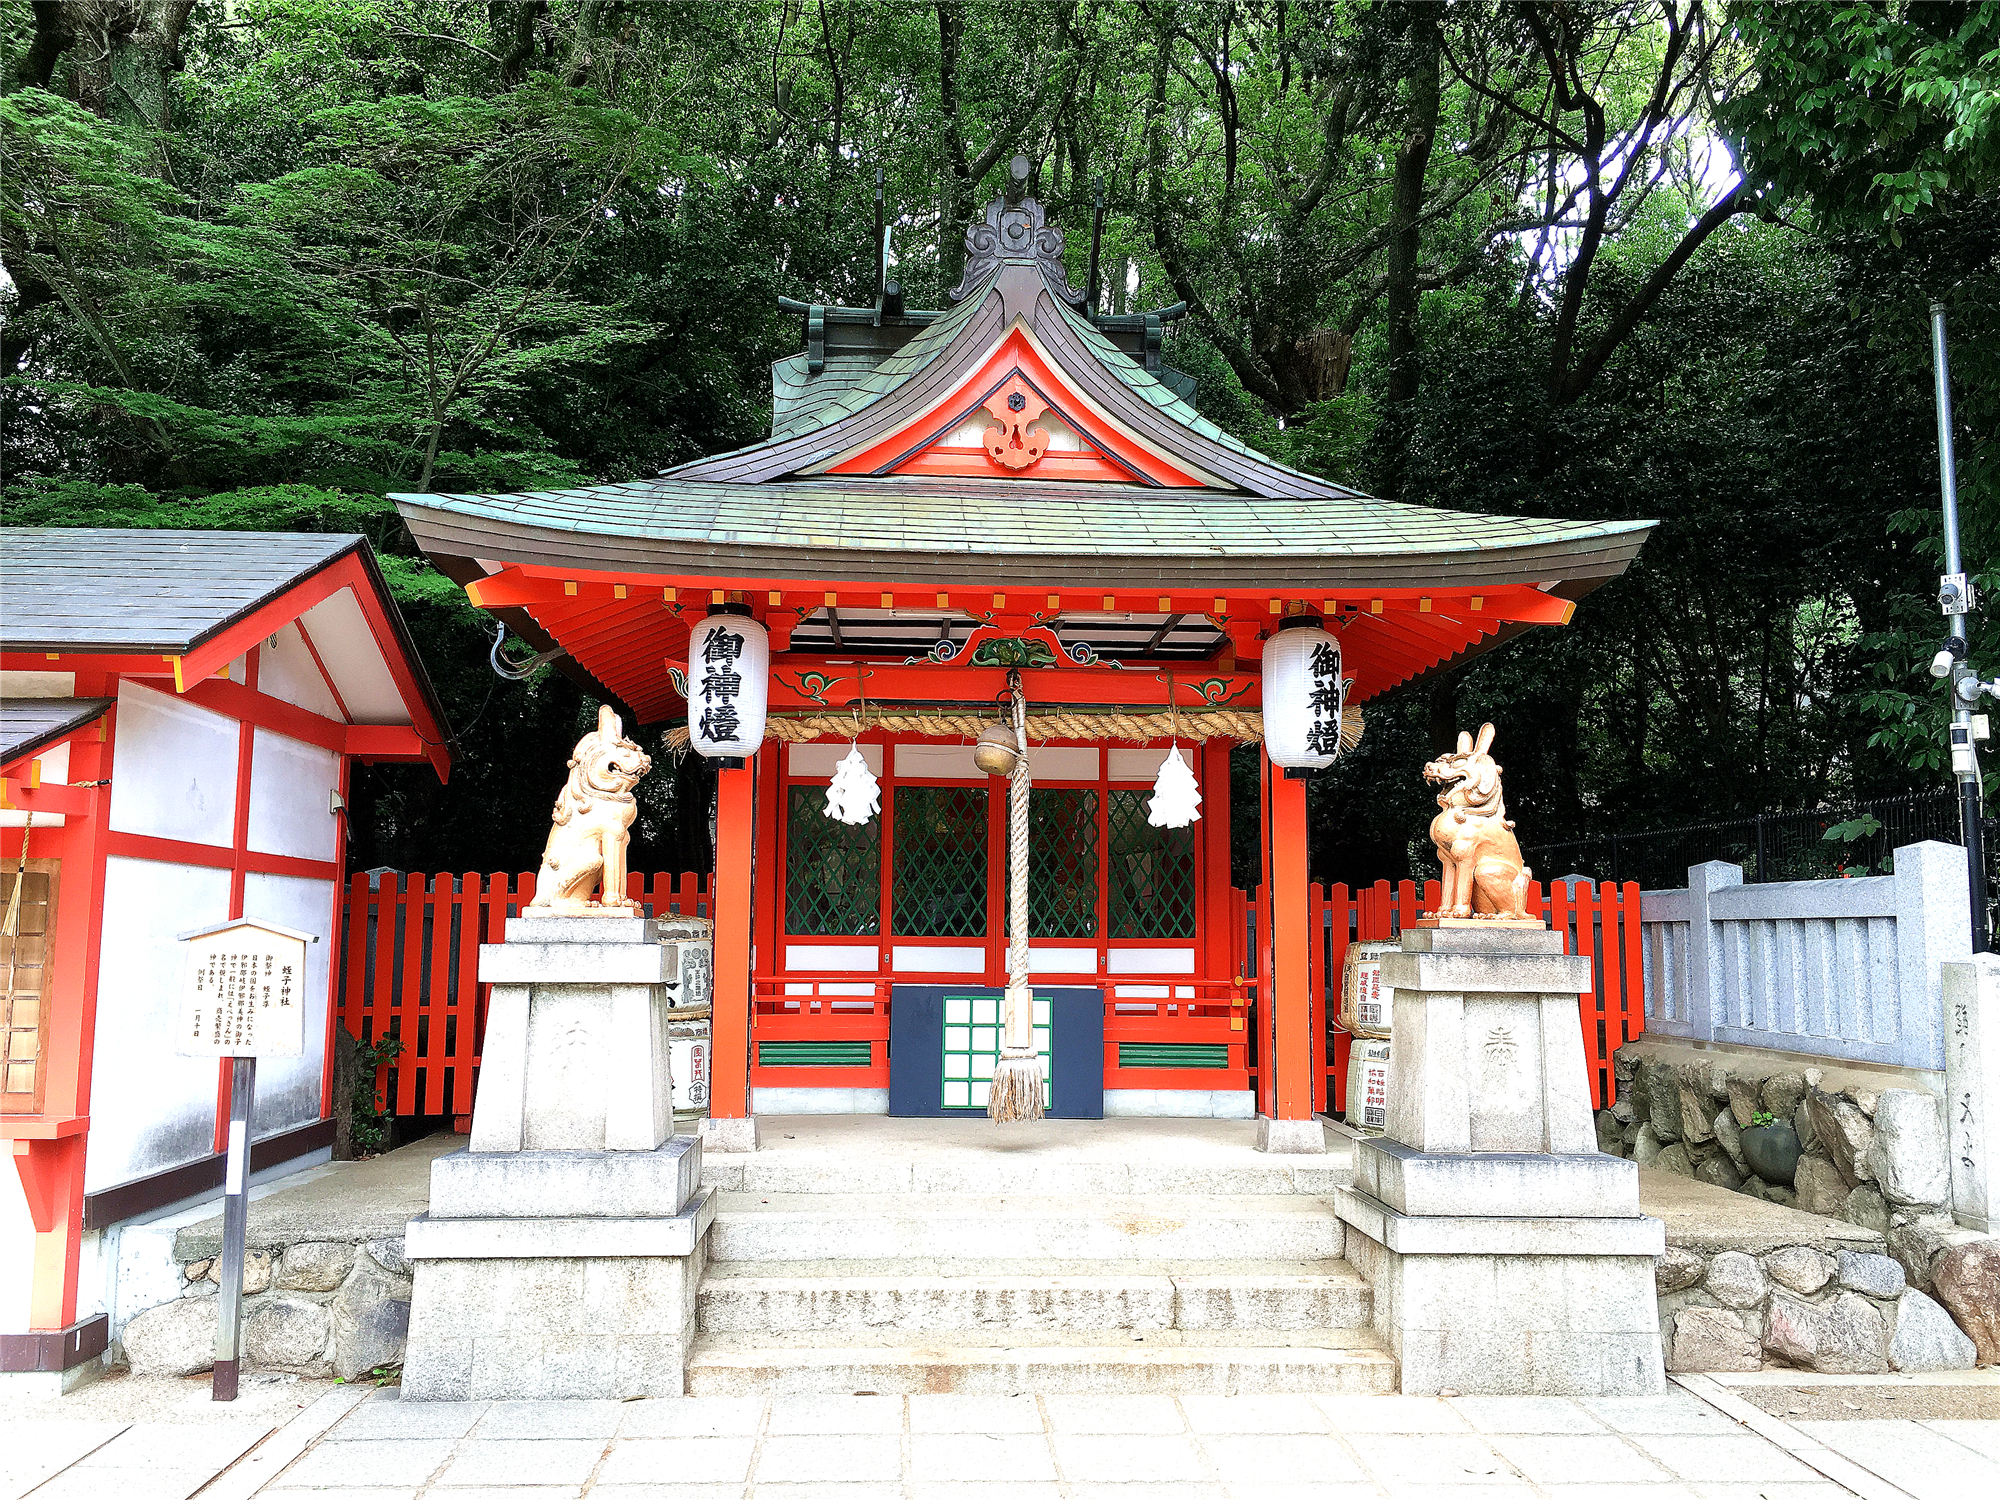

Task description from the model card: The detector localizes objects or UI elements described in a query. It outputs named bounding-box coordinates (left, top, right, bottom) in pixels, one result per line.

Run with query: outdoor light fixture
left=1261, top=615, right=1346, bottom=772
left=973, top=721, right=1021, bottom=777
left=686, top=604, right=769, bottom=765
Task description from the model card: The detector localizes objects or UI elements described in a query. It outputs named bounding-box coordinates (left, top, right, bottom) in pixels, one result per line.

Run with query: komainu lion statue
left=527, top=704, right=652, bottom=914
left=1423, top=723, right=1533, bottom=920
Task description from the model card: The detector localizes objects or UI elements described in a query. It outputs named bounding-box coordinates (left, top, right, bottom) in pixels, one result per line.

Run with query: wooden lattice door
left=0, top=859, right=59, bottom=1115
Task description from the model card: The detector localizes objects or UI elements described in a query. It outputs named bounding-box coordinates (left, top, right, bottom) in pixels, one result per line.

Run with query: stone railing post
left=1682, top=860, right=1742, bottom=1044
left=1944, top=954, right=2000, bottom=1233
left=1894, top=840, right=1971, bottom=1073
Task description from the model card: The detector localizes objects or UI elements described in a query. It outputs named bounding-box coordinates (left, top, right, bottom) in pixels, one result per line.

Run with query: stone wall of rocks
left=1603, top=1045, right=1953, bottom=1238
left=119, top=1236, right=412, bottom=1381
left=1657, top=1241, right=1984, bottom=1373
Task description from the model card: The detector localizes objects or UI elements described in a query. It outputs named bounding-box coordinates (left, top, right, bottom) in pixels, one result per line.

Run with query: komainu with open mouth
left=1423, top=722, right=1532, bottom=920
left=528, top=704, right=653, bottom=914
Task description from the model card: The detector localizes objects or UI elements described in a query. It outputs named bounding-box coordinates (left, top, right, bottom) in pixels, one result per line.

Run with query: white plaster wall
left=299, top=590, right=404, bottom=722
left=0, top=741, right=69, bottom=828
left=83, top=857, right=233, bottom=1193
left=106, top=681, right=238, bottom=847
left=254, top=628, right=345, bottom=721
left=0, top=671, right=77, bottom=698
left=247, top=728, right=340, bottom=862
left=0, top=1159, right=31, bottom=1333
left=241, top=871, right=334, bottom=1140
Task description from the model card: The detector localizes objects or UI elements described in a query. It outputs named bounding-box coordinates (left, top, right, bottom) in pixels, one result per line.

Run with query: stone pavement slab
left=1795, top=1417, right=2000, bottom=1500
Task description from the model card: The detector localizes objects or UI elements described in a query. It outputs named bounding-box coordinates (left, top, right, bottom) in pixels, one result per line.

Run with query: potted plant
left=1739, top=1109, right=1801, bottom=1186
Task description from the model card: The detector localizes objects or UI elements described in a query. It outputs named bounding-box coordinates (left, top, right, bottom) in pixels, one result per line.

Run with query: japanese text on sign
left=177, top=923, right=309, bottom=1058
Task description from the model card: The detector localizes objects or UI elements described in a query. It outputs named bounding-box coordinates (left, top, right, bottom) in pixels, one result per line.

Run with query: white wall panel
left=242, top=872, right=334, bottom=1140
left=784, top=944, right=879, bottom=971
left=788, top=742, right=883, bottom=778
left=1109, top=746, right=1192, bottom=782
left=1026, top=746, right=1099, bottom=779
left=893, top=945, right=986, bottom=973
left=0, top=671, right=76, bottom=697
left=255, top=627, right=345, bottom=721
left=894, top=744, right=981, bottom=779
left=107, top=681, right=238, bottom=847
left=248, top=728, right=340, bottom=862
left=1107, top=947, right=1196, bottom=974
left=299, top=589, right=405, bottom=723
left=84, top=858, right=233, bottom=1193
left=0, top=741, right=68, bottom=828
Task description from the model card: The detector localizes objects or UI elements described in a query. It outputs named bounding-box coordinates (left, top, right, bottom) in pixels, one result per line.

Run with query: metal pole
left=212, top=1056, right=256, bottom=1401
left=1932, top=302, right=1989, bottom=952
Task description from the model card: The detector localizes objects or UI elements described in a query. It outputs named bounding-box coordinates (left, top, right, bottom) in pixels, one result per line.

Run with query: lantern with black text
left=1262, top=617, right=1346, bottom=770
left=686, top=606, right=769, bottom=763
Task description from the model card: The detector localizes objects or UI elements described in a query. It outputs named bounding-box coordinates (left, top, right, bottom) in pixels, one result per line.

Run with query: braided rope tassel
left=988, top=670, right=1044, bottom=1123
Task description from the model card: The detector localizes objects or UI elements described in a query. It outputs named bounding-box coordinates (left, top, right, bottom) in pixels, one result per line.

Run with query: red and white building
left=0, top=529, right=450, bottom=1390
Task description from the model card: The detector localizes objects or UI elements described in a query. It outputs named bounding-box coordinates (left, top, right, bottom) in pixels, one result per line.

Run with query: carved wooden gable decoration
left=823, top=325, right=1213, bottom=488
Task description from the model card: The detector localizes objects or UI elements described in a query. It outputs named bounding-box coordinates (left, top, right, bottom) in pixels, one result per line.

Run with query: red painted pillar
left=1260, top=748, right=1318, bottom=1143
left=707, top=759, right=757, bottom=1141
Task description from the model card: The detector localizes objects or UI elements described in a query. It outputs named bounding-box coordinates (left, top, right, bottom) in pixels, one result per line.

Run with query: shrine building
left=394, top=181, right=1650, bottom=1148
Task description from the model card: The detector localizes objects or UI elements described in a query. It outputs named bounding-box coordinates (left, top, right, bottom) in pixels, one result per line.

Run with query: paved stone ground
left=7, top=1382, right=1998, bottom=1500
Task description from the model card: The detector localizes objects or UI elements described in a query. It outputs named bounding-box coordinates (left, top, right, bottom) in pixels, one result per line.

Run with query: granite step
left=683, top=1333, right=1398, bottom=1396
left=700, top=1153, right=1349, bottom=1199
left=706, top=1193, right=1346, bottom=1264
left=697, top=1258, right=1371, bottom=1334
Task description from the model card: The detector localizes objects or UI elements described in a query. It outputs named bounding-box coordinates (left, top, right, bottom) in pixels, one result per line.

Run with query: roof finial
left=946, top=159, right=1084, bottom=307
left=1004, top=154, right=1031, bottom=207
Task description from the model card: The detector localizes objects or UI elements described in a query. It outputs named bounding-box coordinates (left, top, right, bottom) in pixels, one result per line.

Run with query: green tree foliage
left=1, top=0, right=1993, bottom=884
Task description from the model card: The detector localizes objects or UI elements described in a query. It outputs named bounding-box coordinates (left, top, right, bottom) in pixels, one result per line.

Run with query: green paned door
left=940, top=992, right=1051, bottom=1111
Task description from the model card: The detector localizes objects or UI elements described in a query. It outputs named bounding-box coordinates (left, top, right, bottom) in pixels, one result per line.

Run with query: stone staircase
left=686, top=1126, right=1397, bottom=1395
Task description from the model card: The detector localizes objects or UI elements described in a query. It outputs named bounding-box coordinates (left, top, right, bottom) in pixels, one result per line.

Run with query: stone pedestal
left=1944, top=955, right=2000, bottom=1232
left=402, top=916, right=715, bottom=1399
left=1335, top=928, right=1665, bottom=1396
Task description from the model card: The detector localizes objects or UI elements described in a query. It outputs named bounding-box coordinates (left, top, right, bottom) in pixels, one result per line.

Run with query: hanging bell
left=973, top=722, right=1021, bottom=777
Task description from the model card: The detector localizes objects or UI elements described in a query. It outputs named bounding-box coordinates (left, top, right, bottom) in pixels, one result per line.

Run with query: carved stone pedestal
left=1335, top=928, right=1665, bottom=1396
left=402, top=917, right=715, bottom=1399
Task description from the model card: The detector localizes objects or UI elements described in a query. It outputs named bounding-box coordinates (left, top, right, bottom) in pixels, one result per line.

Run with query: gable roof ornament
left=948, top=156, right=1084, bottom=307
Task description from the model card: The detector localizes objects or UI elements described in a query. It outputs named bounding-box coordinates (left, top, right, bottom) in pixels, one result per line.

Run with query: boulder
left=182, top=1259, right=212, bottom=1284
left=1640, top=1060, right=1683, bottom=1142
left=208, top=1250, right=273, bottom=1296
left=331, top=1266, right=411, bottom=1381
left=1765, top=1246, right=1833, bottom=1295
left=1677, top=1081, right=1717, bottom=1144
left=1633, top=1124, right=1665, bottom=1168
left=1795, top=1154, right=1851, bottom=1218
left=1843, top=1185, right=1890, bottom=1235
left=244, top=1296, right=330, bottom=1370
left=1727, top=1075, right=1761, bottom=1129
left=1705, top=1250, right=1769, bottom=1309
left=1805, top=1090, right=1874, bottom=1187
left=1761, top=1071, right=1808, bottom=1123
left=1714, top=1108, right=1746, bottom=1171
left=1793, top=1102, right=1817, bottom=1153
left=1836, top=1250, right=1906, bottom=1299
left=1612, top=1094, right=1635, bottom=1124
left=1656, top=1143, right=1695, bottom=1178
left=1671, top=1305, right=1761, bottom=1372
left=1614, top=1046, right=1640, bottom=1084
left=1890, top=1289, right=1979, bottom=1372
left=366, top=1237, right=411, bottom=1279
left=1656, top=1245, right=1706, bottom=1294
left=277, top=1241, right=353, bottom=1293
left=1886, top=1221, right=1952, bottom=1293
left=1851, top=1088, right=1880, bottom=1116
left=1621, top=1121, right=1641, bottom=1151
left=1763, top=1184, right=1798, bottom=1209
left=1931, top=1241, right=2000, bottom=1365
left=1866, top=1090, right=1949, bottom=1208
left=1596, top=1110, right=1624, bottom=1156
left=1696, top=1154, right=1744, bottom=1191
left=121, top=1295, right=218, bottom=1376
left=1766, top=1291, right=1888, bottom=1373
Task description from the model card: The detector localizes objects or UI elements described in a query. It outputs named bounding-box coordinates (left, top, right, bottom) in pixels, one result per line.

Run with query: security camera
left=1934, top=648, right=1958, bottom=679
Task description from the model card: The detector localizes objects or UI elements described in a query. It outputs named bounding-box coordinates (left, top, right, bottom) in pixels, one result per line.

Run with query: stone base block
left=407, top=1188, right=715, bottom=1261
left=1355, top=1137, right=1639, bottom=1219
left=1339, top=1190, right=1664, bottom=1397
left=401, top=1240, right=705, bottom=1401
left=0, top=1358, right=104, bottom=1398
left=430, top=1138, right=701, bottom=1220
left=702, top=1115, right=761, bottom=1154
left=1255, top=1116, right=1327, bottom=1155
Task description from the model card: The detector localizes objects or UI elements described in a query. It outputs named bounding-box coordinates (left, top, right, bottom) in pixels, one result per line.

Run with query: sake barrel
left=1339, top=939, right=1399, bottom=1038
left=1344, top=1037, right=1393, bottom=1135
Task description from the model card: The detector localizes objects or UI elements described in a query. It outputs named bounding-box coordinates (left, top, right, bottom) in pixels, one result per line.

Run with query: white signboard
left=175, top=918, right=312, bottom=1058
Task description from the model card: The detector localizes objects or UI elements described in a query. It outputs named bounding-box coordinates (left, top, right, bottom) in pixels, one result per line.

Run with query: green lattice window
left=1107, top=789, right=1197, bottom=939
left=785, top=786, right=881, bottom=935
left=1024, top=787, right=1100, bottom=938
left=942, top=991, right=1050, bottom=1110
left=892, top=786, right=989, bottom=936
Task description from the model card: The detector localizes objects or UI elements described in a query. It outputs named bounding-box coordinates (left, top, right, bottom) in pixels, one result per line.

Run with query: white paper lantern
left=1262, top=618, right=1345, bottom=770
left=686, top=609, right=769, bottom=761
left=1147, top=745, right=1202, bottom=829
left=823, top=743, right=881, bottom=825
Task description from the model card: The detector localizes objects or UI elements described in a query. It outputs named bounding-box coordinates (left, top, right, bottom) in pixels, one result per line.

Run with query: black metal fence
left=1522, top=789, right=1998, bottom=890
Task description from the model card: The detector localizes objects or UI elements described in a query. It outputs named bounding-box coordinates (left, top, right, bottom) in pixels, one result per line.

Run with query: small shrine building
left=395, top=183, right=1650, bottom=1147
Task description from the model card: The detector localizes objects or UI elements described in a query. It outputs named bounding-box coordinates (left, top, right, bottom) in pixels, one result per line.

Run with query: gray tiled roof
left=0, top=529, right=361, bottom=652
left=0, top=698, right=114, bottom=767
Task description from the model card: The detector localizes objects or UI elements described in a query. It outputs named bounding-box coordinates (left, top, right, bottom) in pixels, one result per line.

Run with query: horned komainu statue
left=1423, top=723, right=1533, bottom=920
left=527, top=704, right=653, bottom=914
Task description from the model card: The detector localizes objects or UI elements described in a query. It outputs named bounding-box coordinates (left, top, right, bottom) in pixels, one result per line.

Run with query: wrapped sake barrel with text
left=1344, top=1037, right=1393, bottom=1135
left=1339, top=939, right=1399, bottom=1038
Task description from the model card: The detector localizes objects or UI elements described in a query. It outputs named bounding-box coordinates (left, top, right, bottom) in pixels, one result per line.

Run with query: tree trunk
left=1384, top=10, right=1439, bottom=410
left=61, top=1, right=196, bottom=130
left=937, top=0, right=970, bottom=289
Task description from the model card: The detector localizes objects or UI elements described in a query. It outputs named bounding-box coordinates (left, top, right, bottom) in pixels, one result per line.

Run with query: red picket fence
left=338, top=871, right=1640, bottom=1124
left=337, top=871, right=710, bottom=1124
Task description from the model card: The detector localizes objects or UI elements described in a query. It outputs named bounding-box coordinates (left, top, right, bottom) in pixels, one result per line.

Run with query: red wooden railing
left=338, top=871, right=1640, bottom=1123
left=337, top=871, right=710, bottom=1124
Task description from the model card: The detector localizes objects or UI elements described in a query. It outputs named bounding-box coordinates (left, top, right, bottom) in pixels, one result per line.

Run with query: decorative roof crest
left=947, top=155, right=1085, bottom=307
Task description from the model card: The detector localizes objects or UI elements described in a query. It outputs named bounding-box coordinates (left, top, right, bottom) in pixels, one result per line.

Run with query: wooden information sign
left=175, top=917, right=317, bottom=1400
